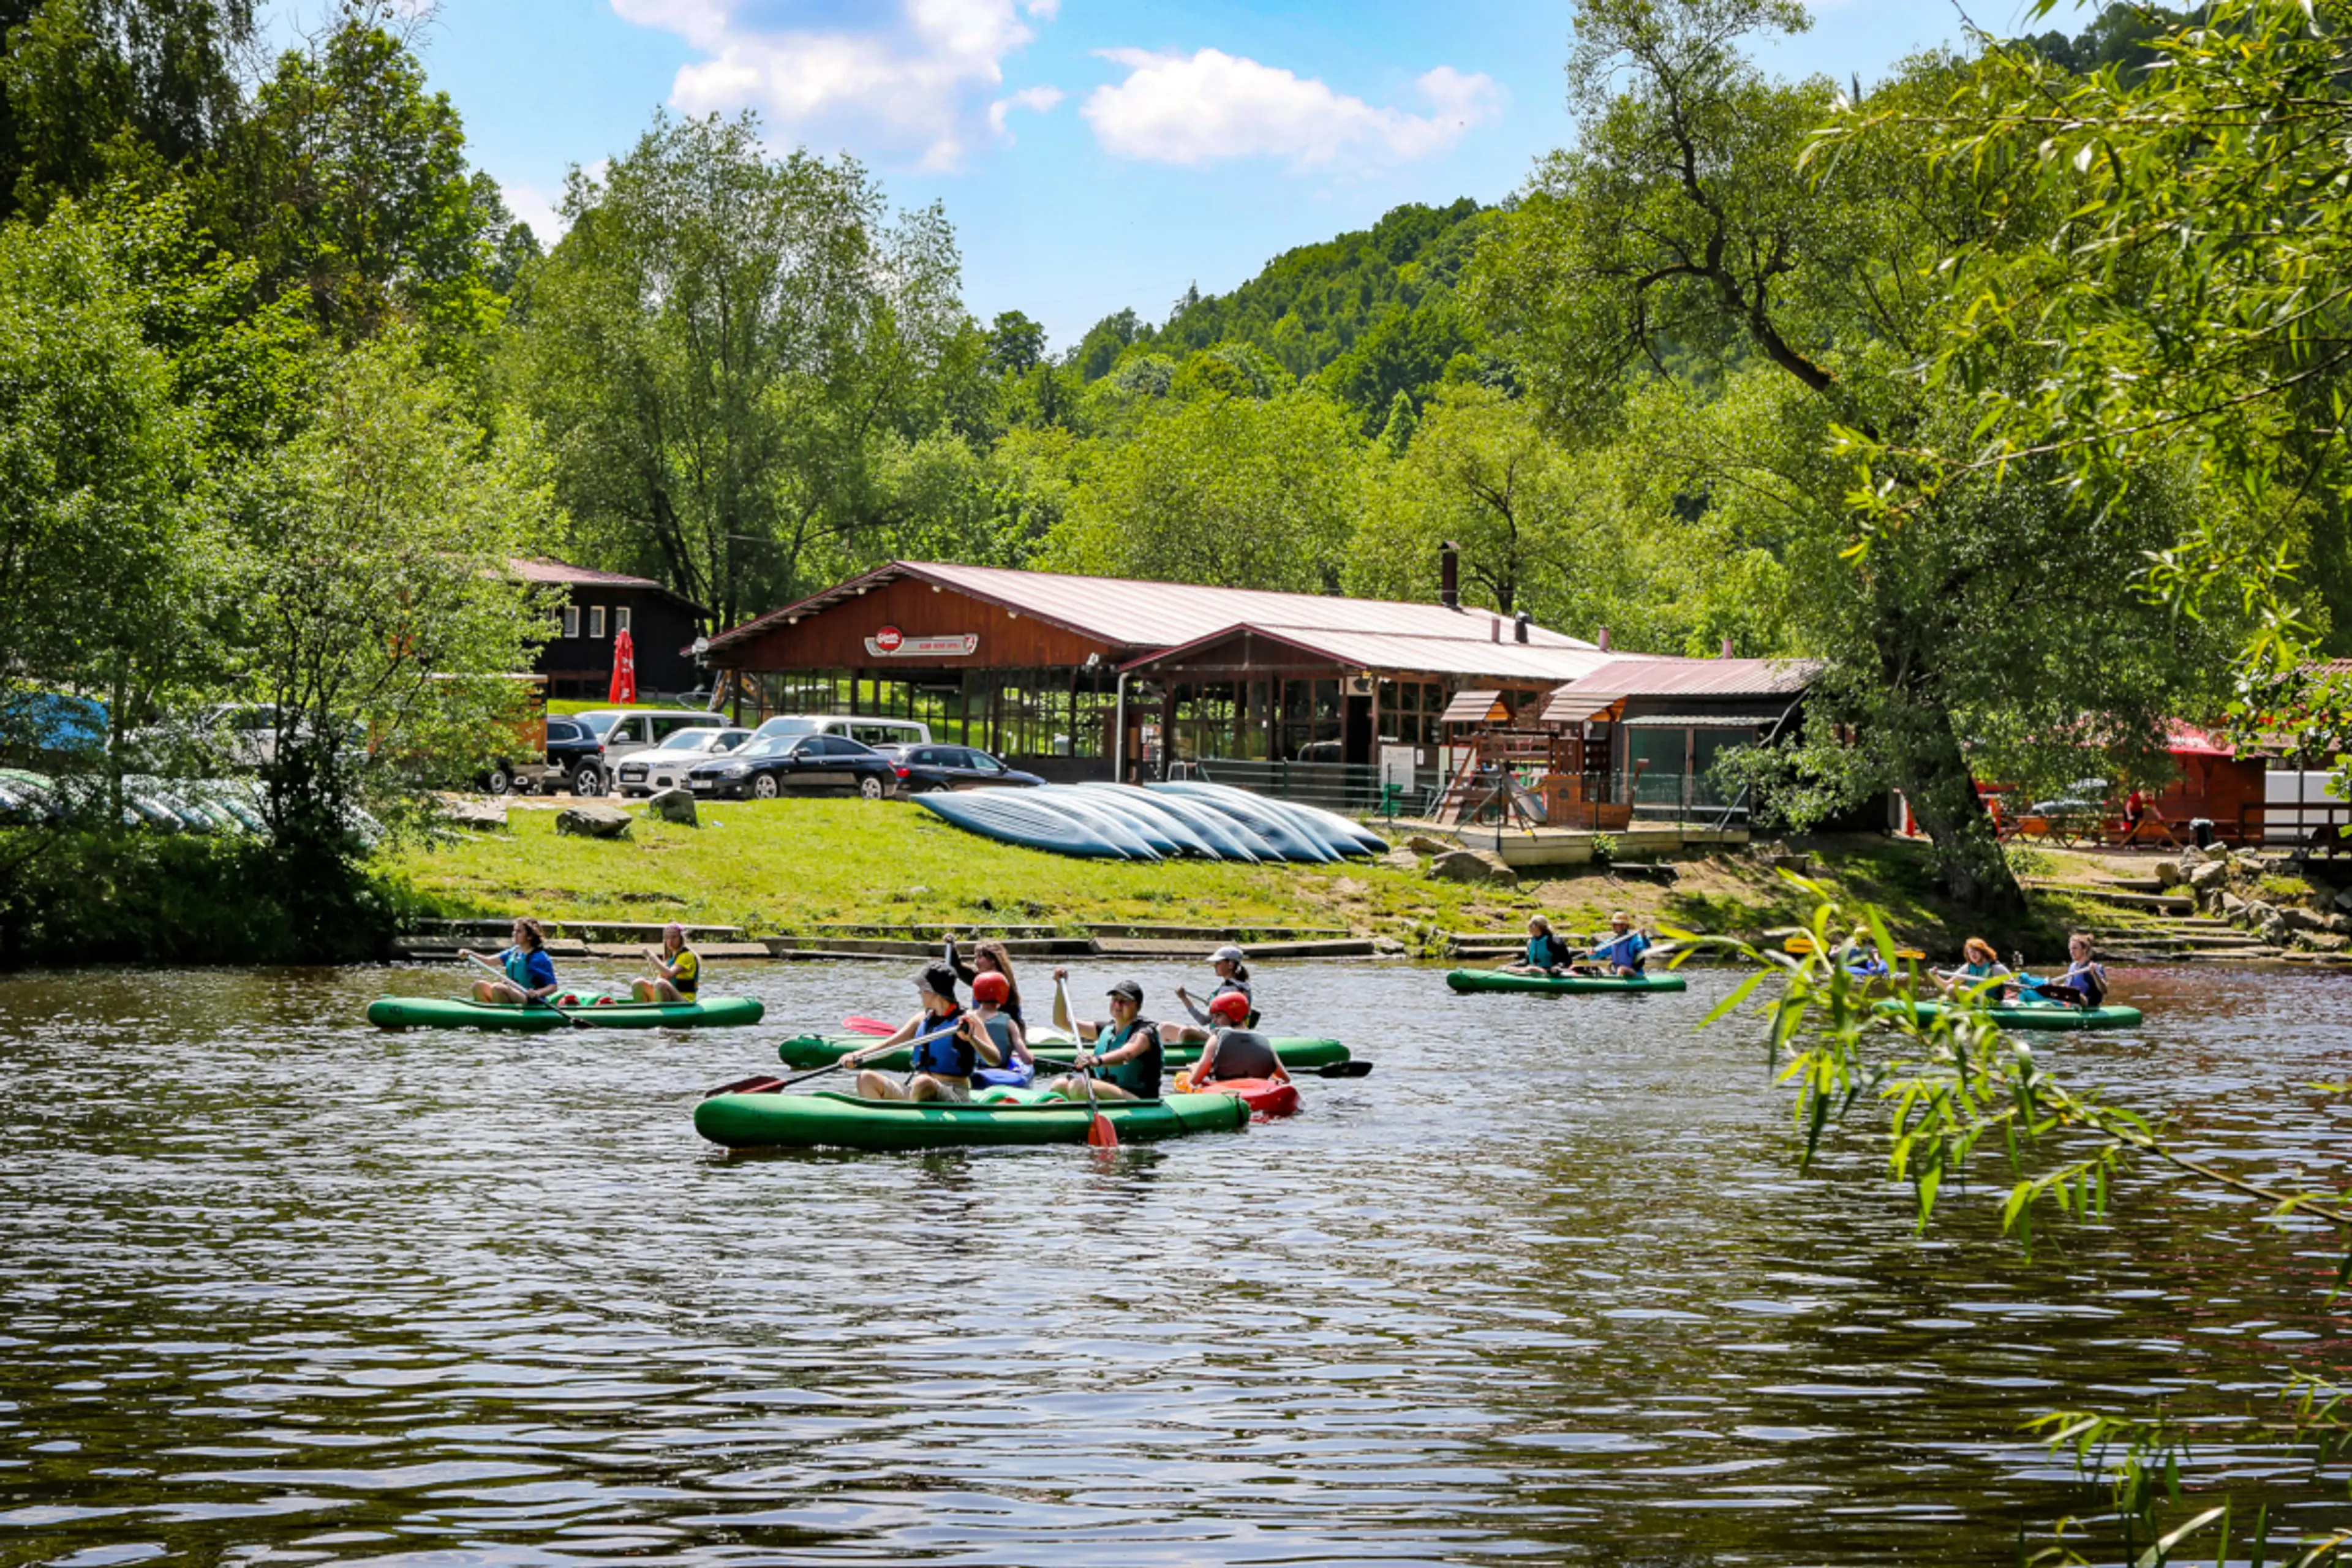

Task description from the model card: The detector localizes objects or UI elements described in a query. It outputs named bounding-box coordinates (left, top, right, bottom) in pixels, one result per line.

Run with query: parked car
left=594, top=710, right=726, bottom=772
left=875, top=743, right=1044, bottom=795
left=685, top=733, right=895, bottom=800
left=616, top=726, right=753, bottom=797
left=751, top=714, right=932, bottom=750
left=545, top=717, right=607, bottom=796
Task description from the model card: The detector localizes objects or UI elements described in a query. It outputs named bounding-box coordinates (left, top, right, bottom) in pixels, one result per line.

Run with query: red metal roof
left=704, top=560, right=1615, bottom=677
left=2165, top=720, right=2235, bottom=758
left=509, top=557, right=669, bottom=590
left=1544, top=656, right=1819, bottom=722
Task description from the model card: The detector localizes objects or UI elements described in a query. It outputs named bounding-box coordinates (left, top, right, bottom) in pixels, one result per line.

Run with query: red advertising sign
left=875, top=625, right=904, bottom=652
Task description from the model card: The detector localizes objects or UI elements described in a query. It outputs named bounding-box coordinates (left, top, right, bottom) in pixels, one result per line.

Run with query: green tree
left=983, top=308, right=1044, bottom=375
left=504, top=111, right=970, bottom=627
left=1044, top=391, right=1365, bottom=591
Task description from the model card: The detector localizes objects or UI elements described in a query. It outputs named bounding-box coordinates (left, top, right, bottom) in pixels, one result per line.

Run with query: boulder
left=1404, top=834, right=1455, bottom=856
left=646, top=788, right=698, bottom=826
left=1428, top=848, right=1517, bottom=887
left=2218, top=891, right=2249, bottom=918
left=556, top=803, right=633, bottom=840
left=2278, top=905, right=2329, bottom=932
left=2187, top=859, right=2230, bottom=893
left=2152, top=859, right=2182, bottom=889
left=2263, top=914, right=2290, bottom=946
left=443, top=798, right=507, bottom=832
left=1382, top=845, right=1422, bottom=872
left=2175, top=845, right=2204, bottom=870
left=2335, top=885, right=2352, bottom=912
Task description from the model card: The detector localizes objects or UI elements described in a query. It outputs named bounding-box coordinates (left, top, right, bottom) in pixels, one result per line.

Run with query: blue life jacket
left=1591, top=931, right=1648, bottom=971
left=502, top=946, right=557, bottom=991
left=972, top=1012, right=1031, bottom=1088
left=909, top=1005, right=977, bottom=1078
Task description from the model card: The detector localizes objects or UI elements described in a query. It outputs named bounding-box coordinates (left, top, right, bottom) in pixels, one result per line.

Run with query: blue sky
left=281, top=1, right=2063, bottom=348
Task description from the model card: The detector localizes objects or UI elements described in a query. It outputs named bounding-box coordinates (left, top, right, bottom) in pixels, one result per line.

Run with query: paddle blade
left=1087, top=1111, right=1119, bottom=1148
left=703, top=1074, right=784, bottom=1099
left=1317, top=1061, right=1374, bottom=1078
left=842, top=1015, right=896, bottom=1036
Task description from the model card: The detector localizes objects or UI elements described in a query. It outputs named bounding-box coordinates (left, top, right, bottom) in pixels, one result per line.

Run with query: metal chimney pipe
left=1514, top=611, right=1531, bottom=645
left=1489, top=615, right=1501, bottom=643
left=1597, top=627, right=1611, bottom=651
left=1721, top=635, right=1735, bottom=658
left=1439, top=541, right=1460, bottom=609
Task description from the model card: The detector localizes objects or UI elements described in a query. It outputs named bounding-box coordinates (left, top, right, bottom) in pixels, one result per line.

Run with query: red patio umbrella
left=607, top=626, right=638, bottom=705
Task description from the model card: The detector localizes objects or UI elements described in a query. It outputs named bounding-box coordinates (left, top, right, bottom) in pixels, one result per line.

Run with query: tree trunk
left=1899, top=710, right=2026, bottom=914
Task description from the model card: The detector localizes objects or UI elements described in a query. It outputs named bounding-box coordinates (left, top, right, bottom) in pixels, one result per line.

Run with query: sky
left=269, top=0, right=2063, bottom=349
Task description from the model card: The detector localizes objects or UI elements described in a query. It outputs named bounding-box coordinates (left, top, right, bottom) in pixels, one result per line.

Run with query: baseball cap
left=1208, top=944, right=1245, bottom=964
left=1106, top=979, right=1144, bottom=1004
left=917, top=963, right=959, bottom=1000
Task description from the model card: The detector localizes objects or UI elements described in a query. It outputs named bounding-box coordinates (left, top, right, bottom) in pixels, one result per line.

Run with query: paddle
left=1316, top=1061, right=1374, bottom=1079
left=842, top=1014, right=897, bottom=1036
left=464, top=950, right=587, bottom=1028
left=1058, top=974, right=1117, bottom=1149
left=703, top=1017, right=965, bottom=1099
left=1784, top=935, right=1927, bottom=962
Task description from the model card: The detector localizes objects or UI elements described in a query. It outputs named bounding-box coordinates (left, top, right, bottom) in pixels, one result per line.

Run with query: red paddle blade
left=842, top=1015, right=895, bottom=1036
left=1087, top=1112, right=1118, bottom=1148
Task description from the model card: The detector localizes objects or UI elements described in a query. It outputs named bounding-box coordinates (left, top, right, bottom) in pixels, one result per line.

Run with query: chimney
left=1597, top=627, right=1611, bottom=651
left=1489, top=614, right=1501, bottom=643
left=1439, top=541, right=1461, bottom=608
left=1721, top=635, right=1735, bottom=658
left=1514, top=611, right=1531, bottom=644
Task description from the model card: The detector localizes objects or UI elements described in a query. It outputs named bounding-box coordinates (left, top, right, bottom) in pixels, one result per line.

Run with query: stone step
left=2023, top=880, right=2193, bottom=913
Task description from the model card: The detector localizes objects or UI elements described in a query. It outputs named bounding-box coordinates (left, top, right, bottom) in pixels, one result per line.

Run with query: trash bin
left=2190, top=816, right=2215, bottom=848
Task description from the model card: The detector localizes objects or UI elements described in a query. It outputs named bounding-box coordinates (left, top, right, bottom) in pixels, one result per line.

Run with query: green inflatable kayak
left=773, top=1032, right=1351, bottom=1072
left=695, top=1087, right=1251, bottom=1150
left=1445, top=968, right=1688, bottom=996
left=368, top=993, right=767, bottom=1032
left=1874, top=997, right=2143, bottom=1033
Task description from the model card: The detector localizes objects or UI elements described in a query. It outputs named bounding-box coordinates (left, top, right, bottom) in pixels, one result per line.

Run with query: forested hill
left=1065, top=198, right=1498, bottom=426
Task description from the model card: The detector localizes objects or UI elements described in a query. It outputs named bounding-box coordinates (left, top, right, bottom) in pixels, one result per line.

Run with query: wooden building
left=697, top=560, right=1625, bottom=785
left=511, top=559, right=707, bottom=700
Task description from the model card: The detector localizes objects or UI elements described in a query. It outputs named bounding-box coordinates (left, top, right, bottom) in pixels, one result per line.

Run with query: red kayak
left=1182, top=1074, right=1300, bottom=1118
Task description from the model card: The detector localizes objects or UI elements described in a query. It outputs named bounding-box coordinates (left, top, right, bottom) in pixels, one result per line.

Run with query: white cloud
left=1081, top=49, right=1505, bottom=169
left=987, top=84, right=1064, bottom=141
left=501, top=183, right=567, bottom=244
left=610, top=0, right=1054, bottom=170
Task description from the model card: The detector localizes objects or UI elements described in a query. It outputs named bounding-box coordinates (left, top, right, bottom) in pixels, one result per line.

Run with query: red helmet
left=1208, top=990, right=1250, bottom=1022
left=973, top=971, right=1011, bottom=1005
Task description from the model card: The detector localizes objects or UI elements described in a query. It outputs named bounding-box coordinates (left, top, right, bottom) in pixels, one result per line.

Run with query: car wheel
left=753, top=774, right=779, bottom=800
left=859, top=775, right=886, bottom=801
left=573, top=764, right=603, bottom=797
left=485, top=765, right=513, bottom=796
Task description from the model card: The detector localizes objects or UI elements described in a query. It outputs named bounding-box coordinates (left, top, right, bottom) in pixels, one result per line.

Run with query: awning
left=1440, top=688, right=1509, bottom=725
left=1545, top=692, right=1623, bottom=725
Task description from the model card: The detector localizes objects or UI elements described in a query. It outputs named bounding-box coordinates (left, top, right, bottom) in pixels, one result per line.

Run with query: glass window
left=562, top=605, right=580, bottom=639
left=589, top=606, right=606, bottom=639
left=615, top=605, right=632, bottom=634
left=609, top=717, right=644, bottom=744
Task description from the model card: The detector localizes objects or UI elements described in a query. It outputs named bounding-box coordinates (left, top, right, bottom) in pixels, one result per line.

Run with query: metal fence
left=1630, top=771, right=1747, bottom=825
left=1175, top=758, right=1392, bottom=813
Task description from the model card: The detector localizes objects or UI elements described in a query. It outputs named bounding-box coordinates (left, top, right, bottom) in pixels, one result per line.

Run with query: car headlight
left=721, top=764, right=751, bottom=778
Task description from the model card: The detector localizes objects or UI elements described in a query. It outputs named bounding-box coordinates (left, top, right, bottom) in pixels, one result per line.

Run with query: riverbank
left=382, top=797, right=2091, bottom=959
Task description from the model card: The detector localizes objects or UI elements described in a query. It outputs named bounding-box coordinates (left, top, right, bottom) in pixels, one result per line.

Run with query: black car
left=545, top=716, right=608, bottom=796
left=877, top=743, right=1045, bottom=795
left=685, top=733, right=896, bottom=800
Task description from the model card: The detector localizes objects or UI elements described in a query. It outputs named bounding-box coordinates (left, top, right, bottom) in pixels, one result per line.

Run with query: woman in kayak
left=1172, top=944, right=1254, bottom=1039
left=1501, top=916, right=1577, bottom=975
left=631, top=922, right=699, bottom=1002
left=945, top=936, right=1026, bottom=1029
left=1044, top=971, right=1163, bottom=1102
left=2032, top=933, right=2109, bottom=1008
left=1935, top=937, right=2014, bottom=998
left=1188, top=990, right=1286, bottom=1085
left=850, top=963, right=1002, bottom=1103
left=969, top=971, right=1035, bottom=1089
left=1583, top=912, right=1649, bottom=976
left=464, top=919, right=559, bottom=1005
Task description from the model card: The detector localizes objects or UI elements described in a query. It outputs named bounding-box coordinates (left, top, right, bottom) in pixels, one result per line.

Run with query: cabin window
left=589, top=606, right=606, bottom=639
left=615, top=606, right=632, bottom=635
left=562, top=605, right=580, bottom=639
left=1377, top=679, right=1444, bottom=745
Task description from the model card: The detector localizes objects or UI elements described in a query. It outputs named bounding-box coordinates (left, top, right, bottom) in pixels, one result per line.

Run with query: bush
left=2256, top=873, right=2315, bottom=903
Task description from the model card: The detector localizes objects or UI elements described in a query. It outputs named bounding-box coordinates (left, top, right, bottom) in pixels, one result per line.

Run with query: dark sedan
left=685, top=733, right=895, bottom=801
left=878, top=743, right=1045, bottom=795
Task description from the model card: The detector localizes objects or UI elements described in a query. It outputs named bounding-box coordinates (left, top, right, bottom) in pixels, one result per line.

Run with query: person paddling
left=1583, top=911, right=1651, bottom=977
left=1839, top=925, right=1891, bottom=981
left=968, top=971, right=1035, bottom=1089
left=463, top=918, right=559, bottom=1006
left=2030, top=933, right=2109, bottom=1008
left=631, top=922, right=699, bottom=1003
left=1043, top=970, right=1163, bottom=1102
left=1172, top=944, right=1254, bottom=1039
left=1502, top=914, right=1578, bottom=975
left=1936, top=937, right=2015, bottom=1000
left=1188, top=990, right=1287, bottom=1085
left=945, top=935, right=1026, bottom=1030
left=850, top=964, right=1001, bottom=1103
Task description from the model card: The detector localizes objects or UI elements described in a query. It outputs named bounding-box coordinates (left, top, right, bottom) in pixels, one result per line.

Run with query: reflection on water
left=1, top=959, right=2347, bottom=1564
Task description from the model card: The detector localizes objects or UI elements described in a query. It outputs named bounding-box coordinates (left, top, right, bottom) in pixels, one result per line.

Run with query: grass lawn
left=380, top=798, right=2051, bottom=951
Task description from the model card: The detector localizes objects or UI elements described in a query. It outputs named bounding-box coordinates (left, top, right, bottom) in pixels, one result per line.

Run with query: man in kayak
left=1043, top=971, right=1163, bottom=1102
left=631, top=923, right=699, bottom=1003
left=1501, top=914, right=1578, bottom=975
left=1186, top=990, right=1287, bottom=1085
left=1582, top=912, right=1651, bottom=977
left=850, top=964, right=1002, bottom=1102
left=969, top=971, right=1035, bottom=1089
left=1170, top=943, right=1254, bottom=1042
left=464, top=918, right=559, bottom=1006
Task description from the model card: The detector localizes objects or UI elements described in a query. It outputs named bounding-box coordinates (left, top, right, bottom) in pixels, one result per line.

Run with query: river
left=1, top=959, right=2346, bottom=1566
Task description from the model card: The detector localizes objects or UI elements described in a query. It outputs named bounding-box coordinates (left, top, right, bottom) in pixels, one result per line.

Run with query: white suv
left=751, top=714, right=932, bottom=749
left=616, top=726, right=752, bottom=797
left=584, top=710, right=727, bottom=768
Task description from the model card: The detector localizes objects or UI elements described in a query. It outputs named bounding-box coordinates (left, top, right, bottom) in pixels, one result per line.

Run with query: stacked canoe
left=914, top=781, right=1385, bottom=864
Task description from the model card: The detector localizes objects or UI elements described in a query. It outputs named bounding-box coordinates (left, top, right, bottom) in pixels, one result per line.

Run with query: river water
left=1, top=959, right=2347, bottom=1566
